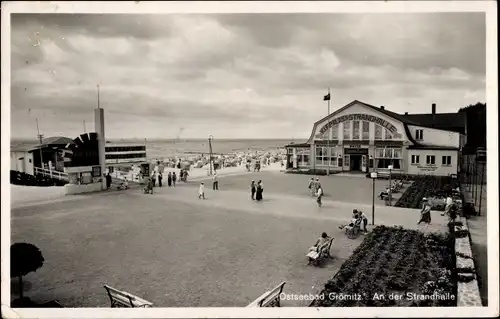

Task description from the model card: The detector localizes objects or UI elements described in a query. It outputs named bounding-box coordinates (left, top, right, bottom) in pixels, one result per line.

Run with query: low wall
left=454, top=216, right=483, bottom=306
left=65, top=183, right=103, bottom=195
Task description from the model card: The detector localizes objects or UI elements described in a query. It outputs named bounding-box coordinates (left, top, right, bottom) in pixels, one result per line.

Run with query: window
left=375, top=125, right=383, bottom=140
left=416, top=129, right=424, bottom=140
left=375, top=147, right=402, bottom=169
left=426, top=155, right=436, bottom=165
left=344, top=155, right=349, bottom=166
left=385, top=129, right=393, bottom=140
left=352, top=121, right=360, bottom=140
left=315, top=146, right=329, bottom=166
left=330, top=148, right=338, bottom=166
left=442, top=156, right=452, bottom=166
left=362, top=121, right=370, bottom=140
left=29, top=158, right=32, bottom=163
left=331, top=124, right=339, bottom=140
left=343, top=121, right=351, bottom=140
left=411, top=155, right=420, bottom=164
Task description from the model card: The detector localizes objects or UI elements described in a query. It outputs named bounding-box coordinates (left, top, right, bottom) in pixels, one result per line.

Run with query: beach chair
left=306, top=237, right=334, bottom=266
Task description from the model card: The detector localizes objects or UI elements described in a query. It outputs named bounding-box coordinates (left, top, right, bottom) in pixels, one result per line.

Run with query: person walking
left=442, top=196, right=453, bottom=216
left=316, top=184, right=323, bottom=207
left=106, top=173, right=112, bottom=190
left=151, top=172, right=156, bottom=187
left=251, top=180, right=256, bottom=200
left=167, top=172, right=172, bottom=187
left=418, top=198, right=432, bottom=225
left=314, top=178, right=320, bottom=195
left=256, top=180, right=264, bottom=201
left=213, top=171, right=219, bottom=190
left=172, top=172, right=177, bottom=187
left=198, top=182, right=205, bottom=199
left=158, top=172, right=163, bottom=187
left=308, top=178, right=315, bottom=196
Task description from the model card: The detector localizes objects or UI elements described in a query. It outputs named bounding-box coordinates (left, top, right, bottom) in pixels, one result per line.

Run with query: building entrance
left=350, top=155, right=362, bottom=171
left=344, top=148, right=369, bottom=172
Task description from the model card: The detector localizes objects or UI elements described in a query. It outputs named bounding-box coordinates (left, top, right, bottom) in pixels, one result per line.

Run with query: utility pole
left=83, top=120, right=86, bottom=133
left=36, top=118, right=44, bottom=170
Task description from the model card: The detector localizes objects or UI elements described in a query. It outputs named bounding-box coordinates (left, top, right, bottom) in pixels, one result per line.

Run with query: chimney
left=432, top=103, right=436, bottom=128
left=380, top=106, right=385, bottom=110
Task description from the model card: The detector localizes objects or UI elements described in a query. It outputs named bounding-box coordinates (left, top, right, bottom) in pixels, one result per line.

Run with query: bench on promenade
left=306, top=237, right=334, bottom=266
left=246, top=282, right=286, bottom=307
left=104, top=285, right=153, bottom=308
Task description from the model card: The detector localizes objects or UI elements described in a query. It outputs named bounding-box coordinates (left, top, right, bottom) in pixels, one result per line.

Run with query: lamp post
left=371, top=172, right=378, bottom=225
left=208, top=135, right=214, bottom=176
left=388, top=165, right=393, bottom=206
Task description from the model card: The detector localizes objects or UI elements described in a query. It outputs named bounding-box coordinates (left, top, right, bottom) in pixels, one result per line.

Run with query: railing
left=34, top=167, right=69, bottom=181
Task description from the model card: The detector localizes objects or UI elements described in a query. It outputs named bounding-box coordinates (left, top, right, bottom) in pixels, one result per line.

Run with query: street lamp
left=388, top=165, right=393, bottom=206
left=371, top=172, right=378, bottom=225
left=208, top=135, right=214, bottom=176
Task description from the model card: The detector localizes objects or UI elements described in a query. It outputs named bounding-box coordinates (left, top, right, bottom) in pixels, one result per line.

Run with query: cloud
left=10, top=13, right=486, bottom=140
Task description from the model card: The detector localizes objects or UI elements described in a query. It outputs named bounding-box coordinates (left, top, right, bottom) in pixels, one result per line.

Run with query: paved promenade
left=10, top=173, right=448, bottom=307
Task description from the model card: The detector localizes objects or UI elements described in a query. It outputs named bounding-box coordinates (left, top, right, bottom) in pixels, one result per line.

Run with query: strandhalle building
left=285, top=100, right=466, bottom=177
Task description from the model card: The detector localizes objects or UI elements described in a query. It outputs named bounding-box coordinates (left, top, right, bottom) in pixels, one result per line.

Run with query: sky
left=10, top=12, right=486, bottom=140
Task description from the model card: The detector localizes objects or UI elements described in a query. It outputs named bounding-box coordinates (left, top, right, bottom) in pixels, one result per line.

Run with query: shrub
left=11, top=243, right=44, bottom=299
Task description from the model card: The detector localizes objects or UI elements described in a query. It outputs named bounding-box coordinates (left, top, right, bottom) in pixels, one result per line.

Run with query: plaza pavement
left=10, top=173, right=448, bottom=307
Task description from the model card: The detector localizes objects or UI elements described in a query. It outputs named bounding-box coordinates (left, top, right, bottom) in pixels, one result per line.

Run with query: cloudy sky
left=10, top=12, right=485, bottom=140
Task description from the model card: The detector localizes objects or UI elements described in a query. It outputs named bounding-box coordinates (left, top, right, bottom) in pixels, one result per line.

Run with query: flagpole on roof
left=327, top=87, right=331, bottom=176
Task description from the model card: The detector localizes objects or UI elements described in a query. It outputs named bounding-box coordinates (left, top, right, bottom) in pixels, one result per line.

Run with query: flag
left=323, top=93, right=330, bottom=101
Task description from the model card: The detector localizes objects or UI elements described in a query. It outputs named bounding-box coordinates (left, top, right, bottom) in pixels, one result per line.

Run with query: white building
left=285, top=100, right=466, bottom=177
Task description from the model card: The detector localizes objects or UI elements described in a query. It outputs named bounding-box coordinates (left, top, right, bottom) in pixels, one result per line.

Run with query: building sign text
left=417, top=165, right=438, bottom=172
left=319, top=113, right=398, bottom=135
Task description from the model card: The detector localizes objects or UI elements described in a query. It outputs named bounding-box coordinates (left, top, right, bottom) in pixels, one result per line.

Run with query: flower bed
left=394, top=176, right=460, bottom=209
left=311, top=226, right=457, bottom=307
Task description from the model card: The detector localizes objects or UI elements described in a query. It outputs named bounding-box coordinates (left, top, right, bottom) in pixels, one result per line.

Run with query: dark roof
left=284, top=143, right=310, bottom=148
left=41, top=136, right=74, bottom=145
left=402, top=113, right=466, bottom=134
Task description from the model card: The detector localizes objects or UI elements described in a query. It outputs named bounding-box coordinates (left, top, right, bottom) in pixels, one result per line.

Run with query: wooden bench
left=246, top=282, right=286, bottom=307
left=104, top=285, right=153, bottom=308
left=306, top=237, right=334, bottom=265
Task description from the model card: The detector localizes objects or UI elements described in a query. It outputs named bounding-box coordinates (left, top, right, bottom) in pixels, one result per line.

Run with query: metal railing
left=34, top=167, right=69, bottom=181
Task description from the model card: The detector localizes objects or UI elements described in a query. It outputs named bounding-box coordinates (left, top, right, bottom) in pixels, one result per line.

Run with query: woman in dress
left=251, top=180, right=256, bottom=200
left=316, top=184, right=323, bottom=207
left=167, top=172, right=172, bottom=187
left=418, top=198, right=432, bottom=225
left=256, top=180, right=263, bottom=201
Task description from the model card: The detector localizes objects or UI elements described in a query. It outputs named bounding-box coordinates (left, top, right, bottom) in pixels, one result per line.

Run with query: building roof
left=402, top=113, right=466, bottom=134
left=41, top=136, right=75, bottom=145
left=284, top=143, right=310, bottom=148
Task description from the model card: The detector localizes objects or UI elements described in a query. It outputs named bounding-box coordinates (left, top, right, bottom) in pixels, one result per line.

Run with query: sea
left=11, top=138, right=306, bottom=161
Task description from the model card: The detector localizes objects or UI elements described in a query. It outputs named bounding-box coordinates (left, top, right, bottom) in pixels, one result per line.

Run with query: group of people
left=250, top=180, right=264, bottom=201
left=146, top=170, right=189, bottom=194
left=339, top=209, right=369, bottom=234
left=308, top=178, right=323, bottom=207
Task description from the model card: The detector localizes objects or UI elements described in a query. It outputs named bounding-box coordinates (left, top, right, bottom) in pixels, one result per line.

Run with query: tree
left=11, top=243, right=44, bottom=299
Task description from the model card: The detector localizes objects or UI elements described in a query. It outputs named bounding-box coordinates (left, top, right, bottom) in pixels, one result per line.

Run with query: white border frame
left=1, top=1, right=498, bottom=318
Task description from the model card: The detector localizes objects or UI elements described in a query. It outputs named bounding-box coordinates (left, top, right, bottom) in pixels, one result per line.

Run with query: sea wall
left=454, top=216, right=483, bottom=306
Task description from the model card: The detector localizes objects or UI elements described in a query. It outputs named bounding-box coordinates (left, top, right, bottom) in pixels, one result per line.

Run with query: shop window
left=442, top=156, right=451, bottom=166
left=375, top=147, right=402, bottom=169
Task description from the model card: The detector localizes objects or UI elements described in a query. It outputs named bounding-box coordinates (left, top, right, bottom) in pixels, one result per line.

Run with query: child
left=198, top=182, right=205, bottom=199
